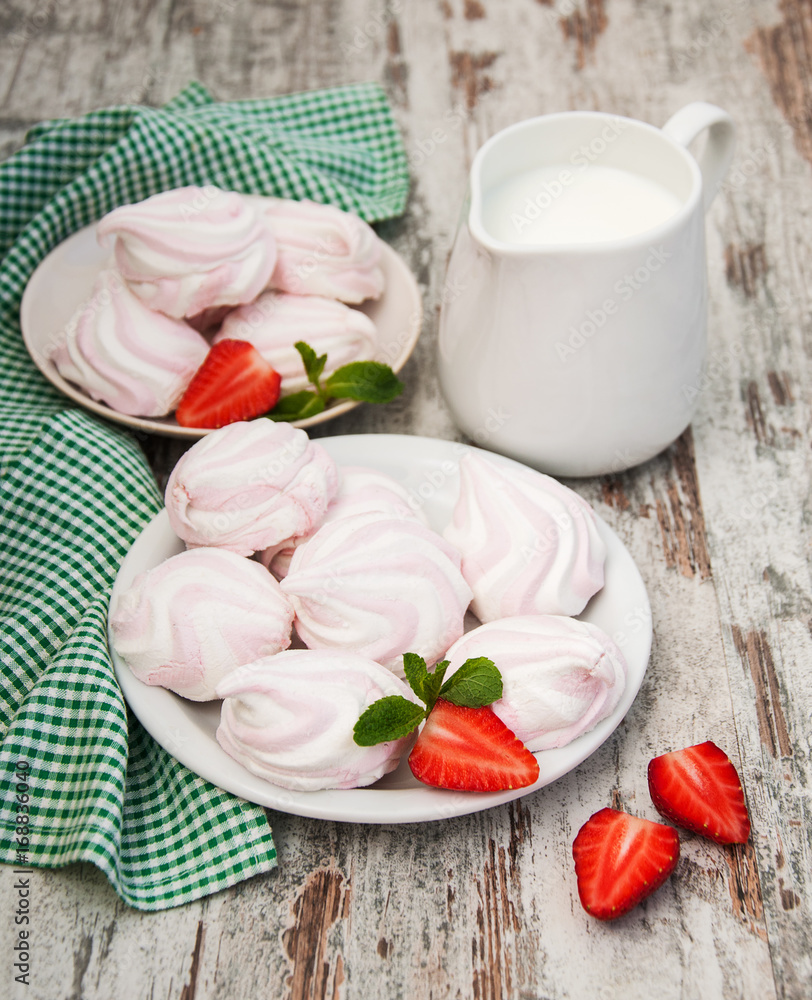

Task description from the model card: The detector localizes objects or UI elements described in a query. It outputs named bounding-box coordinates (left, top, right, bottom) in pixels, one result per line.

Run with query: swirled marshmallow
left=265, top=465, right=429, bottom=578
left=260, top=197, right=384, bottom=303
left=443, top=615, right=627, bottom=751
left=214, top=291, right=378, bottom=395
left=280, top=513, right=472, bottom=675
left=165, top=420, right=339, bottom=556
left=50, top=267, right=209, bottom=417
left=444, top=452, right=606, bottom=621
left=109, top=548, right=294, bottom=701
left=97, top=186, right=277, bottom=319
left=216, top=649, right=416, bottom=790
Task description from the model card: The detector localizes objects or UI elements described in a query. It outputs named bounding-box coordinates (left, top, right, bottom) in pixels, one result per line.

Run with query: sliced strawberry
left=408, top=699, right=539, bottom=792
left=648, top=741, right=750, bottom=845
left=176, top=339, right=282, bottom=428
left=572, top=808, right=680, bottom=920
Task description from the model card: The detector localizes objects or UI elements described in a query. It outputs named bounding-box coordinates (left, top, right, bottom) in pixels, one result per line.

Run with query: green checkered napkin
left=0, top=82, right=409, bottom=910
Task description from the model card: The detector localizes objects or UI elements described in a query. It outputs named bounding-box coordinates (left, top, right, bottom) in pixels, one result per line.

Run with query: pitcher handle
left=662, top=102, right=736, bottom=211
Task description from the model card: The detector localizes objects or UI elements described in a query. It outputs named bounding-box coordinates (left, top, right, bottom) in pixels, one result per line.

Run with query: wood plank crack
left=767, top=370, right=794, bottom=407
left=473, top=839, right=513, bottom=1000
left=560, top=0, right=609, bottom=70
left=730, top=625, right=792, bottom=758
left=724, top=841, right=766, bottom=937
left=283, top=865, right=349, bottom=1000
left=385, top=17, right=408, bottom=107
left=449, top=50, right=499, bottom=111
left=745, top=0, right=812, bottom=166
left=725, top=241, right=768, bottom=298
left=744, top=380, right=771, bottom=446
left=69, top=932, right=93, bottom=1000
left=179, top=921, right=205, bottom=1000
left=653, top=428, right=712, bottom=580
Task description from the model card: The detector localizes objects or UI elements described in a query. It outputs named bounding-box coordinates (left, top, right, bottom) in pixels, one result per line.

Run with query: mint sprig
left=353, top=654, right=503, bottom=747
left=268, top=340, right=404, bottom=422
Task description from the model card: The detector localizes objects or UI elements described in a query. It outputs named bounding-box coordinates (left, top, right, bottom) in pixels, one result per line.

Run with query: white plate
left=21, top=226, right=422, bottom=438
left=108, top=435, right=652, bottom=824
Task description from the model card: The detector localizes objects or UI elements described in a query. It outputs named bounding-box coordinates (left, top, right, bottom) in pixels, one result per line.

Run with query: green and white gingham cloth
left=0, top=81, right=409, bottom=910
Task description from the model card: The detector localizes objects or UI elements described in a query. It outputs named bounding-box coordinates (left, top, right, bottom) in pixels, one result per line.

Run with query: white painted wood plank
left=2, top=1, right=810, bottom=998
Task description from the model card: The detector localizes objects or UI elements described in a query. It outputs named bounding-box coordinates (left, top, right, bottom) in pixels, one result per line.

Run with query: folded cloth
left=0, top=81, right=409, bottom=910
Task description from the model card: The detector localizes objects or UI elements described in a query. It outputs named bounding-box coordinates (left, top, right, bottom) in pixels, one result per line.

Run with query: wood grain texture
left=1, top=0, right=811, bottom=998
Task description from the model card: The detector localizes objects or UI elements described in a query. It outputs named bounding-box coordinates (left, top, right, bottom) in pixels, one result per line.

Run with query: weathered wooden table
left=3, top=1, right=811, bottom=997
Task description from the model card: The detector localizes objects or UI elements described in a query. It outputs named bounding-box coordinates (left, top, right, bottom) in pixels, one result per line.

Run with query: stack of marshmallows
left=110, top=421, right=627, bottom=792
left=50, top=186, right=384, bottom=418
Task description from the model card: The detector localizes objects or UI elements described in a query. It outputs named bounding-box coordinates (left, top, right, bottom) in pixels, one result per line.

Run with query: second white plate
left=108, top=435, right=652, bottom=825
left=21, top=225, right=422, bottom=438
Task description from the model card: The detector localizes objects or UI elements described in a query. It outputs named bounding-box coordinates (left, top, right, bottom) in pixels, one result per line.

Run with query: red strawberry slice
left=647, top=741, right=750, bottom=844
left=572, top=808, right=680, bottom=920
left=176, top=339, right=282, bottom=428
left=408, top=699, right=540, bottom=792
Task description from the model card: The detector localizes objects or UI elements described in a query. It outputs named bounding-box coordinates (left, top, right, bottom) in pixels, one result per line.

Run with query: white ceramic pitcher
left=437, top=103, right=735, bottom=477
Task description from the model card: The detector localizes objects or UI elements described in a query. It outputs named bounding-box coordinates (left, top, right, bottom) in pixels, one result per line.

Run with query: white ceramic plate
left=108, top=435, right=652, bottom=824
left=21, top=226, right=422, bottom=438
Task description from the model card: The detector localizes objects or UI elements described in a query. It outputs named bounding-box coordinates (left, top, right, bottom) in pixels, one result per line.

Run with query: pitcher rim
left=468, top=110, right=704, bottom=256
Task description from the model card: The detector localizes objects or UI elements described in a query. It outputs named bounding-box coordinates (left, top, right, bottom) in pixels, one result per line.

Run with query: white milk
left=482, top=164, right=683, bottom=245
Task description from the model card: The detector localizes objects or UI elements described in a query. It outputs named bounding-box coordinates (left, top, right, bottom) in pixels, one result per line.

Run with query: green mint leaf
left=267, top=390, right=326, bottom=421
left=323, top=361, right=404, bottom=404
left=295, top=341, right=328, bottom=384
left=440, top=657, right=503, bottom=708
left=422, top=660, right=450, bottom=713
left=353, top=696, right=426, bottom=746
left=402, top=652, right=429, bottom=703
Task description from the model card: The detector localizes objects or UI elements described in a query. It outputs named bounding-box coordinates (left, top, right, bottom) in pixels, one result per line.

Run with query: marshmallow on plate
left=165, top=420, right=339, bottom=556
left=444, top=452, right=606, bottom=621
left=265, top=465, right=429, bottom=578
left=97, top=186, right=277, bottom=319
left=216, top=648, right=416, bottom=790
left=443, top=615, right=627, bottom=751
left=109, top=548, right=294, bottom=701
left=260, top=197, right=384, bottom=303
left=280, top=513, right=472, bottom=676
left=214, top=291, right=378, bottom=395
left=50, top=267, right=209, bottom=417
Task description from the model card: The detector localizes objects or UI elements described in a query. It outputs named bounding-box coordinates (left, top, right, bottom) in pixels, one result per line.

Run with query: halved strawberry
left=408, top=699, right=540, bottom=792
left=176, top=339, right=281, bottom=428
left=572, top=808, right=680, bottom=920
left=648, top=741, right=750, bottom=844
